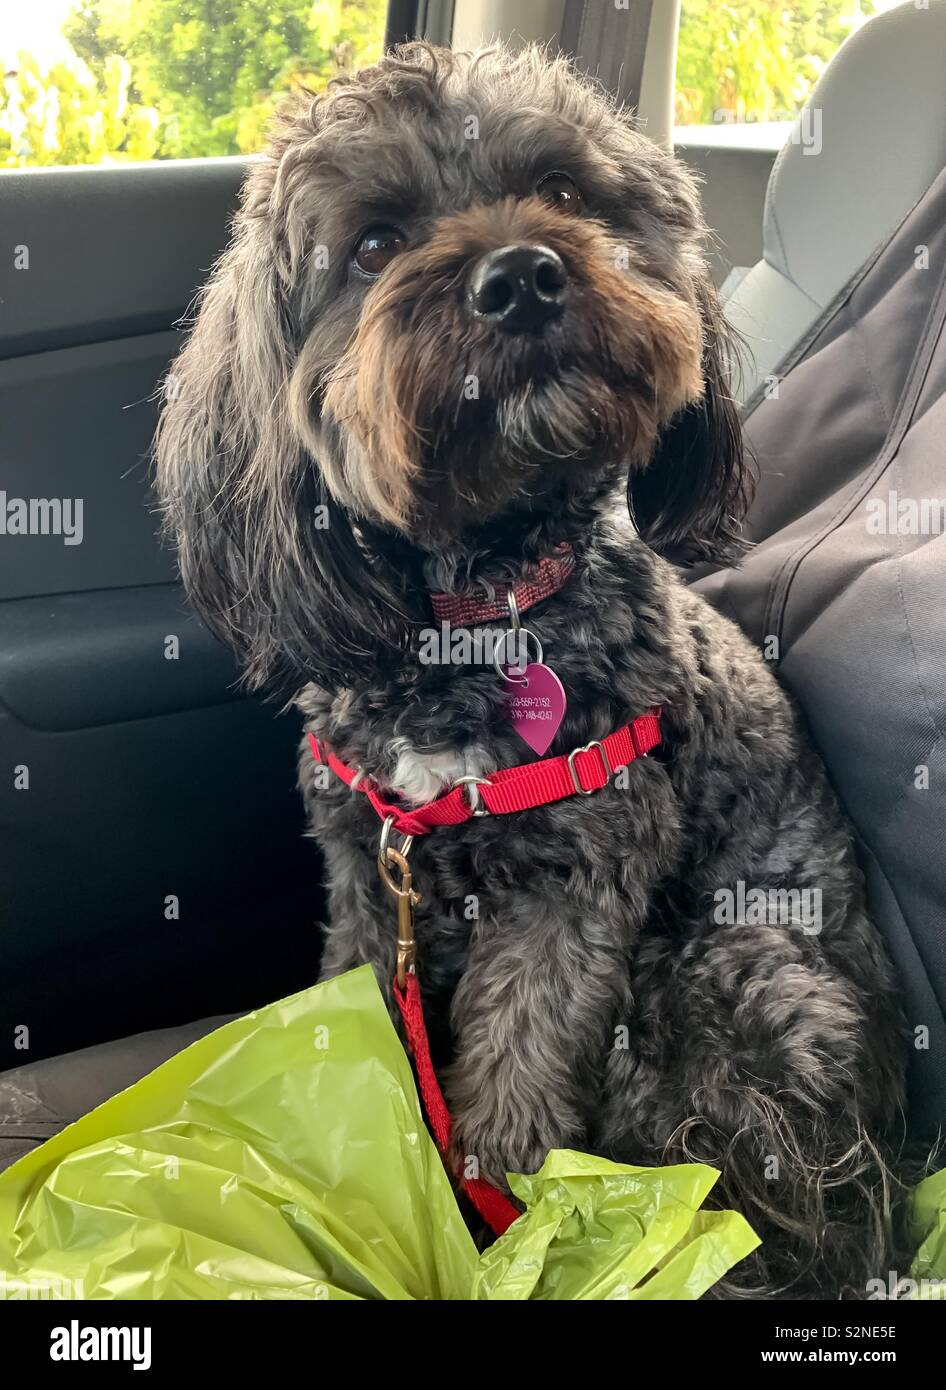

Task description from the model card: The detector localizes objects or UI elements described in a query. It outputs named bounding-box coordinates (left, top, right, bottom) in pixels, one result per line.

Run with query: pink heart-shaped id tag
left=503, top=662, right=567, bottom=755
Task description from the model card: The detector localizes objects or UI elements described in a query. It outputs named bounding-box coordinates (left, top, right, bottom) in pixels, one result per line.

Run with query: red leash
left=393, top=972, right=520, bottom=1237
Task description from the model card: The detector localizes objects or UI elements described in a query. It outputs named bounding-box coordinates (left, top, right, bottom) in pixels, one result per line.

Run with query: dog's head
left=155, top=43, right=750, bottom=693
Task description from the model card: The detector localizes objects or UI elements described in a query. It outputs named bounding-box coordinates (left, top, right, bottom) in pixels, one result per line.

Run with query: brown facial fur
left=312, top=197, right=703, bottom=540
left=154, top=41, right=750, bottom=693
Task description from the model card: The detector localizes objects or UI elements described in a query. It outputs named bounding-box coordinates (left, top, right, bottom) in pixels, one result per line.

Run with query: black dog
left=156, top=43, right=908, bottom=1297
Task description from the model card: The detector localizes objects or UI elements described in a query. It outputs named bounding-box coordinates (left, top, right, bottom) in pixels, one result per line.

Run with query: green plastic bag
left=906, top=1166, right=946, bottom=1298
left=0, top=965, right=761, bottom=1299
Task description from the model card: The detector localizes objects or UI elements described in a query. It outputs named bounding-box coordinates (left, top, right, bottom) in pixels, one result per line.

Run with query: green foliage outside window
left=675, top=0, right=878, bottom=126
left=1, top=0, right=887, bottom=167
left=1, top=0, right=387, bottom=166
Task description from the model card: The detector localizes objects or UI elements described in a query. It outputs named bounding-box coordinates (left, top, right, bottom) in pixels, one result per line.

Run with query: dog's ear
left=154, top=212, right=414, bottom=696
left=628, top=276, right=753, bottom=564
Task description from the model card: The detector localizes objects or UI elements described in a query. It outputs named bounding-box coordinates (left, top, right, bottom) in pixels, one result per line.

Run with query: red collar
left=428, top=543, right=576, bottom=626
left=308, top=709, right=661, bottom=839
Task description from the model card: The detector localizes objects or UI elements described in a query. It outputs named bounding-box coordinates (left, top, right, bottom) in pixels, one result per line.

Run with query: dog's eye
left=536, top=172, right=582, bottom=213
left=353, top=226, right=406, bottom=276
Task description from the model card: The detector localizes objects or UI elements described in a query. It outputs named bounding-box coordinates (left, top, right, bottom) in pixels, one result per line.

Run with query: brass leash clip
left=377, top=822, right=421, bottom=989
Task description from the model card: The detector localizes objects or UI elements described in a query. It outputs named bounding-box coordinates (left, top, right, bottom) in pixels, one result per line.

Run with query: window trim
left=673, top=121, right=792, bottom=155
left=386, top=0, right=455, bottom=48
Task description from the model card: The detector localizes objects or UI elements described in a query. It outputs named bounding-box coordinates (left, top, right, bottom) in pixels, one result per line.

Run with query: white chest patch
left=387, top=739, right=491, bottom=805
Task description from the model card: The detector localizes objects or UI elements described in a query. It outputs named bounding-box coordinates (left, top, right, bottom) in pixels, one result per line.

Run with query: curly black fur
left=155, top=43, right=911, bottom=1298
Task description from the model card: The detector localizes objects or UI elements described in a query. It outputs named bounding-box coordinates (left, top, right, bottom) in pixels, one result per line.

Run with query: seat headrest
left=765, top=0, right=946, bottom=308
left=725, top=0, right=946, bottom=404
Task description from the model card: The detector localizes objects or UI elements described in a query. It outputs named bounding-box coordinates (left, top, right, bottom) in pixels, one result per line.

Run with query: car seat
left=3, top=0, right=945, bottom=1166
left=702, top=0, right=946, bottom=1136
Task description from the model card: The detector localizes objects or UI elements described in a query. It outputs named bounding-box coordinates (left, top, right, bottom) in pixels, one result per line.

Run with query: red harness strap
left=308, top=709, right=661, bottom=837
left=393, top=972, right=520, bottom=1237
left=313, top=711, right=663, bottom=1239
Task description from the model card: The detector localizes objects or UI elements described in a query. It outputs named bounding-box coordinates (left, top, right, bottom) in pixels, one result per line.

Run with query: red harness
left=307, top=710, right=662, bottom=1237
left=307, top=711, right=661, bottom=838
left=309, top=552, right=663, bottom=1238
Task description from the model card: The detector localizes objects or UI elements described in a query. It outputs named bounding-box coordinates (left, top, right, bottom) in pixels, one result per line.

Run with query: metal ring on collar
left=451, top=774, right=494, bottom=816
left=506, top=586, right=521, bottom=631
left=492, top=626, right=542, bottom=683
left=378, top=814, right=414, bottom=866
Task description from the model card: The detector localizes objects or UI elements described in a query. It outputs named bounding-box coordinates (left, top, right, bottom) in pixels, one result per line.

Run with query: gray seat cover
left=0, top=1015, right=231, bottom=1172
left=699, top=164, right=946, bottom=1137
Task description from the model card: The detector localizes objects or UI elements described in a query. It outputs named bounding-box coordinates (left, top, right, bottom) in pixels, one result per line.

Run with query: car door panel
left=0, top=160, right=324, bottom=1070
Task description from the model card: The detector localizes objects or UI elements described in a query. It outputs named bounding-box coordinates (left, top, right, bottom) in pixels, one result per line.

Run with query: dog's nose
left=467, top=244, right=568, bottom=333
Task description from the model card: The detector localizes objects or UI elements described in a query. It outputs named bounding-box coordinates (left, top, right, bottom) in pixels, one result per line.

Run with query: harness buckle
left=567, top=740, right=613, bottom=795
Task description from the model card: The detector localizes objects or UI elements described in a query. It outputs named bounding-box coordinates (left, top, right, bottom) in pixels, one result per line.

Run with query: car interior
left=1, top=0, right=944, bottom=1179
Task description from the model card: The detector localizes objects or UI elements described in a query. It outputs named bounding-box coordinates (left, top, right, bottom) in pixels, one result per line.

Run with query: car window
left=675, top=0, right=904, bottom=142
left=1, top=0, right=388, bottom=168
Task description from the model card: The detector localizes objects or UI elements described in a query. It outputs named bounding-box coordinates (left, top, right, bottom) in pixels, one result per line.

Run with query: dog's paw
left=450, top=1113, right=576, bottom=1192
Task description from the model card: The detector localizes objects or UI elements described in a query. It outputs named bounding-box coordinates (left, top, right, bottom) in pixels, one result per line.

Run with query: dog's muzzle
left=467, top=242, right=568, bottom=334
